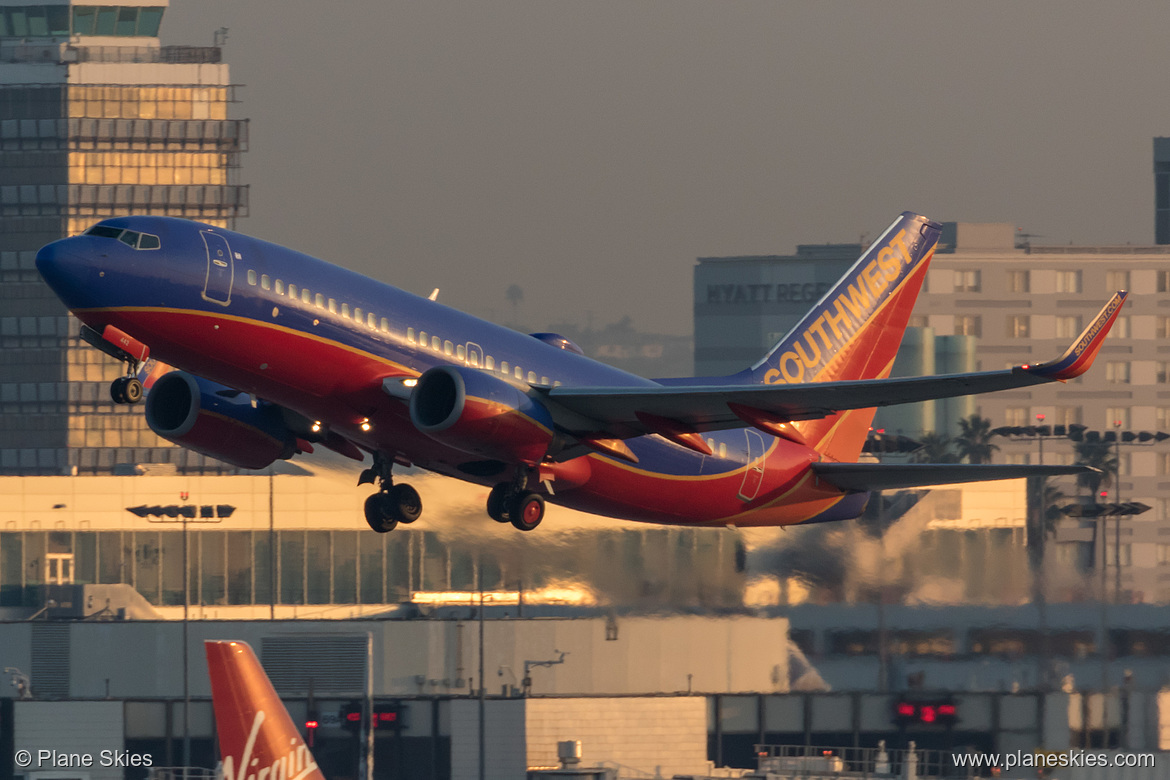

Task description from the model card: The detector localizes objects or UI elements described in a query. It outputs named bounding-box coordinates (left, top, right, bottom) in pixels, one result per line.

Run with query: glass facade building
left=0, top=0, right=248, bottom=474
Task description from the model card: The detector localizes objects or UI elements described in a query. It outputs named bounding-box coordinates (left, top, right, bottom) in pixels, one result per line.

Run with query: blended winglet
left=1025, top=292, right=1128, bottom=381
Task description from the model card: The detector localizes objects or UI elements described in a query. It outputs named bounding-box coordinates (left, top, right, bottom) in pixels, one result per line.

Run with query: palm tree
left=912, top=432, right=959, bottom=463
left=955, top=414, right=999, bottom=464
left=1073, top=439, right=1116, bottom=497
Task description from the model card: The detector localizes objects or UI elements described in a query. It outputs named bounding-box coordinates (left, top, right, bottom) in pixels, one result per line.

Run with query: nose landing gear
left=110, top=374, right=144, bottom=405
left=361, top=454, right=422, bottom=533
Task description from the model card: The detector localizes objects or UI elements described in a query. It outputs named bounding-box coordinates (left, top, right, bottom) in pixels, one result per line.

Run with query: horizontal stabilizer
left=811, top=462, right=1095, bottom=492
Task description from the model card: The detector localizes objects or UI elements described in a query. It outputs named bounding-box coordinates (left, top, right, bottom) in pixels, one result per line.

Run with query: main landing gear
left=486, top=472, right=546, bottom=532
left=360, top=454, right=421, bottom=533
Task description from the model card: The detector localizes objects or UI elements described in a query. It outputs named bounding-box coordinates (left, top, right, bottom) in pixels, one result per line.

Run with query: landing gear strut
left=361, top=454, right=422, bottom=533
left=486, top=470, right=546, bottom=532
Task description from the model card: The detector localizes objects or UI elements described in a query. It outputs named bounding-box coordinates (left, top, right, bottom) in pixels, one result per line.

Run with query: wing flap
left=811, top=462, right=1095, bottom=492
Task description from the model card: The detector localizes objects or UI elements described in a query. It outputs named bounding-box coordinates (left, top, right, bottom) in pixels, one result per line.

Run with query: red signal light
left=305, top=720, right=318, bottom=729
left=896, top=702, right=916, bottom=718
left=920, top=706, right=937, bottom=723
left=938, top=704, right=956, bottom=717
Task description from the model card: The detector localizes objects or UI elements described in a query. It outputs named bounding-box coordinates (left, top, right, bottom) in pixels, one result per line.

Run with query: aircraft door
left=465, top=342, right=483, bottom=368
left=737, top=429, right=766, bottom=502
left=201, top=230, right=234, bottom=306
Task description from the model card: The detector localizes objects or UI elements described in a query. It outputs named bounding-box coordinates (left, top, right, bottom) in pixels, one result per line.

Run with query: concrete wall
left=526, top=697, right=708, bottom=778
left=14, top=701, right=124, bottom=780
left=0, top=614, right=789, bottom=699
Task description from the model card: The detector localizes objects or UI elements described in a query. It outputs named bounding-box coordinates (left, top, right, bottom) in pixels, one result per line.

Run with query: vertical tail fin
left=206, top=641, right=326, bottom=780
left=742, top=212, right=943, bottom=461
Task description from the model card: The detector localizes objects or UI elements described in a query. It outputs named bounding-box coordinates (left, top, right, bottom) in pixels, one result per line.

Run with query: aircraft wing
left=810, top=462, right=1095, bottom=492
left=541, top=292, right=1127, bottom=437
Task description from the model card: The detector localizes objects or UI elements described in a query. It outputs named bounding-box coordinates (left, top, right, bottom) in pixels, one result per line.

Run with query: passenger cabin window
left=485, top=356, right=495, bottom=370
left=407, top=328, right=415, bottom=343
left=288, top=284, right=297, bottom=299
left=432, top=336, right=441, bottom=351
left=328, top=298, right=337, bottom=313
left=380, top=318, right=389, bottom=332
left=302, top=289, right=312, bottom=304
left=514, top=366, right=523, bottom=380
left=261, top=275, right=271, bottom=290
left=368, top=313, right=377, bottom=329
left=501, top=361, right=509, bottom=374
left=315, top=294, right=325, bottom=309
left=456, top=345, right=466, bottom=361
left=341, top=304, right=350, bottom=318
left=275, top=280, right=284, bottom=294
left=528, top=371, right=537, bottom=383
left=419, top=331, right=427, bottom=345
left=247, top=270, right=257, bottom=285
left=355, top=308, right=363, bottom=323
left=443, top=340, right=453, bottom=356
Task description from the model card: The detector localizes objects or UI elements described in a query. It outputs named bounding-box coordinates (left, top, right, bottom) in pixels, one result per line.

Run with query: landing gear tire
left=387, top=483, right=422, bottom=524
left=487, top=483, right=512, bottom=523
left=110, top=376, right=143, bottom=405
left=509, top=492, right=545, bottom=532
left=364, top=493, right=399, bottom=534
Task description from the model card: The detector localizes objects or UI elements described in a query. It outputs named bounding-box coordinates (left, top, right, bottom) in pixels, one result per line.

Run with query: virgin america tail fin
left=205, top=640, right=326, bottom=780
left=736, top=211, right=942, bottom=461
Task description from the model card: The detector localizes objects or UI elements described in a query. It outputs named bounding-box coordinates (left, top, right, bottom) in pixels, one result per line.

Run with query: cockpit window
left=84, top=224, right=161, bottom=250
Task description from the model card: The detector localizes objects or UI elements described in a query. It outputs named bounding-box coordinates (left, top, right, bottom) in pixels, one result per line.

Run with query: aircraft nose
left=36, top=238, right=94, bottom=307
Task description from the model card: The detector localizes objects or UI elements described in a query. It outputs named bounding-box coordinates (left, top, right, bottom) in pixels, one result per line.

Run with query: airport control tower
left=0, top=1, right=247, bottom=474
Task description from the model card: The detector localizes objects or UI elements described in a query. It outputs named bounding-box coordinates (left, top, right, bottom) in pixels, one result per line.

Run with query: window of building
left=1007, top=315, right=1030, bottom=338
left=1055, top=316, right=1081, bottom=340
left=955, top=315, right=981, bottom=336
left=1055, top=270, right=1082, bottom=293
left=1161, top=453, right=1170, bottom=477
left=1007, top=270, right=1030, bottom=293
left=1106, top=270, right=1130, bottom=291
left=953, top=270, right=981, bottom=292
left=1105, top=407, right=1130, bottom=429
left=1157, top=544, right=1170, bottom=565
left=1105, top=363, right=1130, bottom=384
left=1005, top=407, right=1027, bottom=426
left=1106, top=316, right=1129, bottom=339
left=1054, top=406, right=1082, bottom=426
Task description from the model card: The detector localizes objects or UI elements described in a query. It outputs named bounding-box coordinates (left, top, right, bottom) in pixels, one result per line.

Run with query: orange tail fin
left=205, top=641, right=326, bottom=780
left=741, top=212, right=942, bottom=461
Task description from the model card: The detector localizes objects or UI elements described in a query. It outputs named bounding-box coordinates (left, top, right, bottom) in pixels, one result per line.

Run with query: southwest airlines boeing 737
left=36, top=212, right=1124, bottom=533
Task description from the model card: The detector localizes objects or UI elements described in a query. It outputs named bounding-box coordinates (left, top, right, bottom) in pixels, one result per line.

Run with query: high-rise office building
left=0, top=1, right=247, bottom=474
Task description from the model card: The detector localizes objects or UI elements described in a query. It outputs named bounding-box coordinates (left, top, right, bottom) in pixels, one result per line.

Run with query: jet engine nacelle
left=409, top=365, right=555, bottom=464
left=144, top=371, right=296, bottom=470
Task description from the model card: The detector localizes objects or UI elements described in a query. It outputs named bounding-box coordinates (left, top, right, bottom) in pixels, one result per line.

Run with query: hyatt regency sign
left=706, top=282, right=832, bottom=305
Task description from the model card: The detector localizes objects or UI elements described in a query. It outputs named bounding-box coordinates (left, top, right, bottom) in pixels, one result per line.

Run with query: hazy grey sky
left=165, top=1, right=1170, bottom=335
